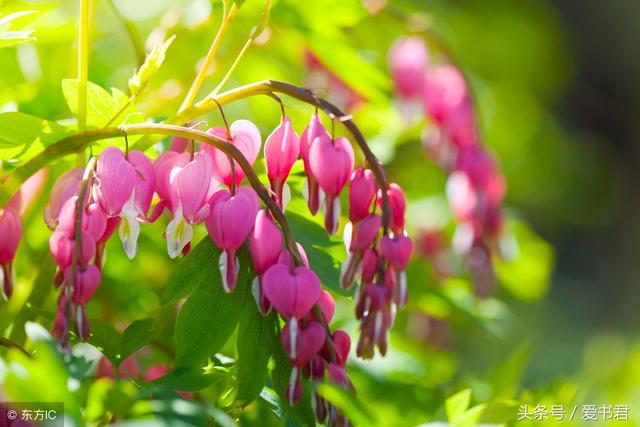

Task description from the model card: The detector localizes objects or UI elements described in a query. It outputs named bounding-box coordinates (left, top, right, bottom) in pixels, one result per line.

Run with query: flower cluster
left=5, top=103, right=410, bottom=425
left=389, top=36, right=506, bottom=295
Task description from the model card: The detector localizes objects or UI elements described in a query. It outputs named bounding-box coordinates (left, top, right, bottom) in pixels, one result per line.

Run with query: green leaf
left=161, top=238, right=221, bottom=306
left=269, top=327, right=315, bottom=426
left=89, top=318, right=159, bottom=369
left=128, top=35, right=175, bottom=95
left=151, top=366, right=221, bottom=392
left=236, top=308, right=276, bottom=404
left=445, top=389, right=472, bottom=423
left=0, top=30, right=35, bottom=47
left=88, top=320, right=121, bottom=364
left=286, top=212, right=347, bottom=295
left=250, top=0, right=272, bottom=40
left=120, top=318, right=159, bottom=360
left=0, top=112, right=71, bottom=149
left=174, top=247, right=252, bottom=367
left=316, top=383, right=376, bottom=426
left=61, top=79, right=129, bottom=128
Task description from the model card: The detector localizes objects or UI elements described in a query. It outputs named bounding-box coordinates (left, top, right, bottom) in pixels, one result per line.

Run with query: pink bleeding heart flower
left=388, top=36, right=429, bottom=100
left=277, top=243, right=309, bottom=270
left=49, top=229, right=96, bottom=269
left=381, top=234, right=413, bottom=271
left=249, top=210, right=282, bottom=275
left=66, top=264, right=101, bottom=305
left=327, top=363, right=354, bottom=391
left=169, top=137, right=189, bottom=153
left=361, top=248, right=379, bottom=284
left=263, top=263, right=321, bottom=319
left=378, top=183, right=406, bottom=233
left=300, top=114, right=329, bottom=215
left=315, top=290, right=335, bottom=323
left=165, top=152, right=214, bottom=258
left=309, top=135, right=354, bottom=234
left=281, top=319, right=325, bottom=366
left=446, top=171, right=477, bottom=223
left=153, top=151, right=189, bottom=211
left=44, top=167, right=83, bottom=229
left=0, top=208, right=21, bottom=298
left=422, top=64, right=468, bottom=124
left=206, top=186, right=260, bottom=292
left=264, top=116, right=300, bottom=206
left=204, top=119, right=262, bottom=188
left=249, top=210, right=283, bottom=314
left=9, top=169, right=47, bottom=216
left=95, top=147, right=136, bottom=217
left=330, top=330, right=351, bottom=367
left=349, top=168, right=377, bottom=222
left=57, top=197, right=107, bottom=242
left=341, top=214, right=381, bottom=289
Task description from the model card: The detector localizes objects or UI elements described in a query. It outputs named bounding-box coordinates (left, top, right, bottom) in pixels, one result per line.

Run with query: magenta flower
left=315, top=290, right=335, bottom=323
left=330, top=330, right=351, bottom=367
left=249, top=210, right=283, bottom=313
left=65, top=264, right=101, bottom=305
left=380, top=234, right=413, bottom=271
left=127, top=150, right=155, bottom=218
left=94, top=147, right=136, bottom=217
left=300, top=114, right=329, bottom=215
left=280, top=319, right=325, bottom=366
left=169, top=136, right=189, bottom=153
left=264, top=116, right=300, bottom=207
left=206, top=186, right=260, bottom=292
left=379, top=183, right=406, bottom=234
left=388, top=36, right=429, bottom=100
left=262, top=263, right=321, bottom=319
left=204, top=119, right=262, bottom=188
left=349, top=168, right=377, bottom=222
left=49, top=230, right=96, bottom=269
left=341, top=214, right=381, bottom=289
left=57, top=197, right=107, bottom=242
left=309, top=135, right=354, bottom=234
left=152, top=151, right=189, bottom=213
left=44, top=167, right=83, bottom=229
left=165, top=152, right=214, bottom=258
left=0, top=207, right=21, bottom=298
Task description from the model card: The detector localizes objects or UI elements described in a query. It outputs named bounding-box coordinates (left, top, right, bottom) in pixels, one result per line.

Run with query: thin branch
left=77, top=0, right=93, bottom=134
left=0, top=336, right=30, bottom=357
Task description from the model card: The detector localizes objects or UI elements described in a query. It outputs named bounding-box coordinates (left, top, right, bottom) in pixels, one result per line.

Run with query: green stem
left=107, top=0, right=145, bottom=66
left=77, top=0, right=92, bottom=133
left=210, top=37, right=252, bottom=96
left=0, top=336, right=30, bottom=357
left=178, top=2, right=237, bottom=113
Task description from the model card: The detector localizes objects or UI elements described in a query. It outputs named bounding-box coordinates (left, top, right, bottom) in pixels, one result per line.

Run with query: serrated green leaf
left=120, top=318, right=159, bottom=361
left=128, top=35, right=175, bottom=95
left=0, top=112, right=71, bottom=149
left=174, top=247, right=252, bottom=367
left=0, top=30, right=35, bottom=47
left=161, top=238, right=221, bottom=306
left=61, top=79, right=131, bottom=128
left=236, top=308, right=276, bottom=404
left=250, top=0, right=272, bottom=40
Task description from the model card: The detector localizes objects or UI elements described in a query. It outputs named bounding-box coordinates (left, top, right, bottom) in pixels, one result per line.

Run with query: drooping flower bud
left=388, top=36, right=429, bottom=100
left=165, top=152, right=214, bottom=258
left=300, top=114, right=329, bottom=215
left=249, top=210, right=283, bottom=314
left=262, top=264, right=321, bottom=319
left=315, top=290, right=336, bottom=324
left=0, top=208, right=21, bottom=298
left=57, top=197, right=107, bottom=242
left=44, top=167, right=83, bottom=229
left=204, top=119, right=262, bottom=188
left=378, top=183, right=406, bottom=233
left=94, top=147, right=136, bottom=217
left=206, top=186, right=260, bottom=292
left=348, top=168, right=377, bottom=222
left=265, top=116, right=300, bottom=206
left=127, top=150, right=155, bottom=218
left=380, top=234, right=413, bottom=271
left=285, top=366, right=302, bottom=405
left=330, top=330, right=351, bottom=367
left=49, top=230, right=96, bottom=269
left=280, top=318, right=325, bottom=366
left=309, top=135, right=354, bottom=234
left=66, top=264, right=101, bottom=305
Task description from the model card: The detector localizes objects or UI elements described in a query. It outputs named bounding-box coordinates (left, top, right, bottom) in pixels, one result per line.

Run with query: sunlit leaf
left=128, top=35, right=175, bottom=95
left=0, top=30, right=34, bottom=47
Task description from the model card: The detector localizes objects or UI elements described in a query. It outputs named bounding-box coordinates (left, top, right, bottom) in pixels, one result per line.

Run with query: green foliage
left=128, top=35, right=175, bottom=95
left=61, top=79, right=138, bottom=128
left=88, top=318, right=159, bottom=370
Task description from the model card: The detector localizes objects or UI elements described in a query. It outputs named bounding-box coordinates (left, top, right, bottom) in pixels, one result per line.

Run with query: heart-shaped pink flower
left=309, top=135, right=354, bottom=197
left=67, top=264, right=101, bottom=305
left=262, top=263, right=321, bottom=319
left=249, top=210, right=282, bottom=275
left=94, top=147, right=136, bottom=217
left=280, top=319, right=326, bottom=366
left=204, top=119, right=261, bottom=188
left=349, top=168, right=377, bottom=222
left=44, top=167, right=83, bottom=230
left=380, top=234, right=413, bottom=271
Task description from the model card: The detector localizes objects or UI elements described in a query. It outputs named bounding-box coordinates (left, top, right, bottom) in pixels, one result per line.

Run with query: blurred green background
left=1, top=0, right=639, bottom=425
